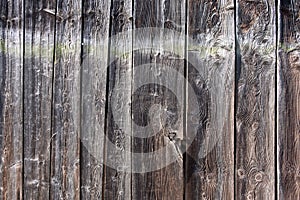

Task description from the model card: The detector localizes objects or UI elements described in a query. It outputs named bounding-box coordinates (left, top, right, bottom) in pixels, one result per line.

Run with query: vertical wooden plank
left=0, top=0, right=23, bottom=199
left=186, top=0, right=235, bottom=199
left=23, top=0, right=55, bottom=198
left=80, top=0, right=110, bottom=199
left=102, top=0, right=133, bottom=199
left=50, top=0, right=81, bottom=199
left=278, top=0, right=300, bottom=199
left=235, top=0, right=276, bottom=199
left=132, top=0, right=185, bottom=199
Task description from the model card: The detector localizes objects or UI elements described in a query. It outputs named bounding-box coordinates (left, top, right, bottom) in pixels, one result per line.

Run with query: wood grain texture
left=235, top=0, right=276, bottom=199
left=132, top=0, right=185, bottom=199
left=50, top=0, right=81, bottom=199
left=1, top=1, right=300, bottom=198
left=80, top=0, right=110, bottom=199
left=185, top=0, right=235, bottom=199
left=131, top=51, right=185, bottom=200
left=103, top=0, right=133, bottom=199
left=0, top=0, right=23, bottom=199
left=23, top=0, right=56, bottom=199
left=278, top=0, right=300, bottom=199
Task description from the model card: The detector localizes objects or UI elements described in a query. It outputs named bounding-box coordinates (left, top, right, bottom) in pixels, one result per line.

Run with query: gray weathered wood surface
left=103, top=0, right=132, bottom=199
left=186, top=0, right=235, bottom=199
left=23, top=0, right=55, bottom=199
left=278, top=0, right=300, bottom=199
left=0, top=0, right=299, bottom=199
left=80, top=0, right=110, bottom=199
left=132, top=0, right=185, bottom=199
left=0, top=0, right=23, bottom=199
left=50, top=0, right=81, bottom=199
left=235, top=0, right=276, bottom=199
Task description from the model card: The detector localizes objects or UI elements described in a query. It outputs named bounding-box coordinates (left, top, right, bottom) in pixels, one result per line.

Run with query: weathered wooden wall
left=0, top=0, right=299, bottom=199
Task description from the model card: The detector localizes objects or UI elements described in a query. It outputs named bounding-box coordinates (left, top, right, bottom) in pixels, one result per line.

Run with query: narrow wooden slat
left=235, top=0, right=276, bottom=199
left=103, top=0, right=133, bottom=199
left=186, top=0, right=235, bottom=199
left=80, top=0, right=110, bottom=199
left=278, top=0, right=300, bottom=199
left=50, top=0, right=81, bottom=199
left=132, top=0, right=185, bottom=199
left=0, top=0, right=23, bottom=198
left=23, top=0, right=55, bottom=198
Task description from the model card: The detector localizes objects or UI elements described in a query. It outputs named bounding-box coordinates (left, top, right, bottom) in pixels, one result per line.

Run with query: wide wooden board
left=132, top=0, right=186, bottom=199
left=235, top=0, right=276, bottom=199
left=185, top=0, right=235, bottom=199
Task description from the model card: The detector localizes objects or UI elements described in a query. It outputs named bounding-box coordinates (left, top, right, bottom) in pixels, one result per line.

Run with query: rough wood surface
left=1, top=0, right=300, bottom=199
left=235, top=0, right=276, bottom=199
left=80, top=0, right=110, bottom=199
left=132, top=0, right=185, bottom=199
left=185, top=0, right=235, bottom=199
left=0, top=0, right=23, bottom=199
left=102, top=0, right=133, bottom=199
left=23, top=0, right=55, bottom=199
left=278, top=0, right=300, bottom=199
left=50, top=0, right=81, bottom=199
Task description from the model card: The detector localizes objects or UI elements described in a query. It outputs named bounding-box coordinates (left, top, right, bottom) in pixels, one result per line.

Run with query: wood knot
left=237, top=168, right=246, bottom=179
left=288, top=50, right=300, bottom=71
left=246, top=191, right=254, bottom=200
left=201, top=192, right=207, bottom=200
left=254, top=172, right=263, bottom=182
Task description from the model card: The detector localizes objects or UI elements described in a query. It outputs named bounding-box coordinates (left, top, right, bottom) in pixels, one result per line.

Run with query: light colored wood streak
left=278, top=0, right=300, bottom=199
left=235, top=0, right=276, bottom=199
left=50, top=0, right=81, bottom=199
left=80, top=0, right=110, bottom=199
left=0, top=0, right=24, bottom=199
